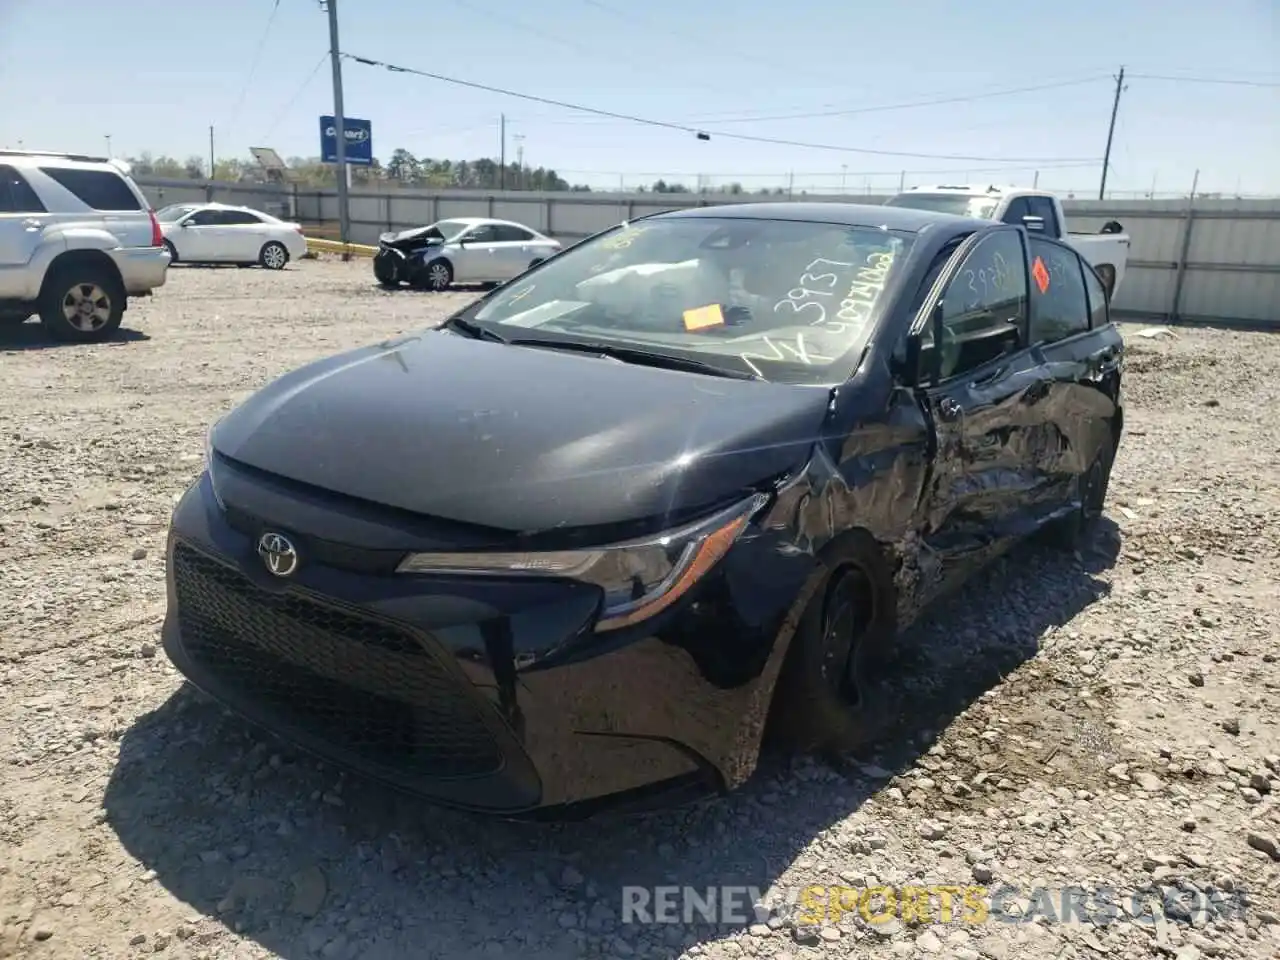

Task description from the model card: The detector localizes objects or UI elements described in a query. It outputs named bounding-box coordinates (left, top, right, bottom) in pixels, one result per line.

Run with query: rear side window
left=1082, top=262, right=1109, bottom=329
left=220, top=210, right=265, bottom=225
left=39, top=167, right=142, bottom=211
left=1028, top=236, right=1089, bottom=343
left=494, top=224, right=535, bottom=242
left=0, top=165, right=46, bottom=213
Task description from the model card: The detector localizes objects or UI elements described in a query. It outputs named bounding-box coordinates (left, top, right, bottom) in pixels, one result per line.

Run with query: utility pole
left=105, top=135, right=112, bottom=158
left=1098, top=65, right=1125, bottom=201
left=208, top=126, right=215, bottom=180
left=324, top=0, right=351, bottom=257
left=499, top=114, right=506, bottom=190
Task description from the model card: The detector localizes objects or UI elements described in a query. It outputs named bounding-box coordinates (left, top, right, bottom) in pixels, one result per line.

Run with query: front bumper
left=372, top=247, right=409, bottom=284
left=113, top=245, right=170, bottom=294
left=161, top=470, right=811, bottom=817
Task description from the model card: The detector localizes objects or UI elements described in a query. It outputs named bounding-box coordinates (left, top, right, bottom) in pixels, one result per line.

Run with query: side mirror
left=1021, top=215, right=1046, bottom=232
left=179, top=220, right=190, bottom=228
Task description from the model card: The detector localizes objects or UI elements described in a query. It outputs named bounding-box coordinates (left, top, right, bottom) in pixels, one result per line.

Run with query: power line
left=1128, top=73, right=1280, bottom=88
left=343, top=52, right=1101, bottom=164
left=259, top=52, right=329, bottom=141
left=671, top=77, right=1114, bottom=126
left=552, top=162, right=1103, bottom=178
left=574, top=0, right=864, bottom=87
left=503, top=75, right=1113, bottom=128
left=453, top=0, right=738, bottom=99
left=224, top=0, right=283, bottom=135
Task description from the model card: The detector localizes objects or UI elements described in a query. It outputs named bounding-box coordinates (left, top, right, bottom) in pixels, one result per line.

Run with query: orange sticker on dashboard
left=1032, top=256, right=1051, bottom=294
left=683, top=304, right=725, bottom=331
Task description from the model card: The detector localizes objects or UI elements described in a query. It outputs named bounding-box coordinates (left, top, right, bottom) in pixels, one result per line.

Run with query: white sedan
left=158, top=202, right=308, bottom=270
left=372, top=217, right=563, bottom=290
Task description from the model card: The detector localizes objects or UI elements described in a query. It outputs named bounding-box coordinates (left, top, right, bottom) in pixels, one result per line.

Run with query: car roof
left=650, top=201, right=992, bottom=235
left=435, top=216, right=538, bottom=231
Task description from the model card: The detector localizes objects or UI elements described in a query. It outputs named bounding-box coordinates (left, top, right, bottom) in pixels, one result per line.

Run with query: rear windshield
left=885, top=193, right=998, bottom=220
left=39, top=167, right=142, bottom=211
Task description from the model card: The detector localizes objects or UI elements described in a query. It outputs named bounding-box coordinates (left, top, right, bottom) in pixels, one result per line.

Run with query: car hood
left=378, top=225, right=446, bottom=249
left=210, top=330, right=831, bottom=535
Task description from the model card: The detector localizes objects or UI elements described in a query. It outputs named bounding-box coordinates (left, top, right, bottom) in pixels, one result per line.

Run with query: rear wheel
left=1046, top=431, right=1115, bottom=550
left=38, top=263, right=125, bottom=343
left=260, top=242, right=289, bottom=270
left=1095, top=263, right=1116, bottom=298
left=767, top=535, right=895, bottom=755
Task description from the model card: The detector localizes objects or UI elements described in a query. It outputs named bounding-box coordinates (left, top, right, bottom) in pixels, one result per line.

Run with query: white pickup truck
left=884, top=185, right=1130, bottom=298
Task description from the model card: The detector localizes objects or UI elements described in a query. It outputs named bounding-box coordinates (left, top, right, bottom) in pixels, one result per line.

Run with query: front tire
left=38, top=264, right=125, bottom=343
left=767, top=534, right=896, bottom=755
left=163, top=239, right=178, bottom=264
left=259, top=241, right=289, bottom=270
left=418, top=258, right=453, bottom=292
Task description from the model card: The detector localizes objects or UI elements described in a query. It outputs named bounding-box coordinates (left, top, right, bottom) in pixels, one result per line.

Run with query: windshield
left=885, top=194, right=999, bottom=220
left=432, top=219, right=473, bottom=240
left=458, top=217, right=914, bottom=385
left=156, top=203, right=200, bottom=222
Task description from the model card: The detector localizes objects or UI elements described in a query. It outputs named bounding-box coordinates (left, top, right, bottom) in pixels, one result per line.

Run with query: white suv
left=0, top=150, right=169, bottom=343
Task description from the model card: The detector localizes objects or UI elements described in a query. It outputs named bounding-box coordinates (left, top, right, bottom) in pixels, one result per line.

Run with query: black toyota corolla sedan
left=162, top=202, right=1124, bottom=818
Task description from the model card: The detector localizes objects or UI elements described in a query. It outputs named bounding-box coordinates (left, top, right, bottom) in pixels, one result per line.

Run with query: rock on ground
left=1, top=261, right=1278, bottom=959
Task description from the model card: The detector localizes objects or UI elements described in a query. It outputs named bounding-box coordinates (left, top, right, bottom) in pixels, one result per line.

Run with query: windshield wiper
left=443, top=315, right=507, bottom=343
left=508, top=337, right=762, bottom=381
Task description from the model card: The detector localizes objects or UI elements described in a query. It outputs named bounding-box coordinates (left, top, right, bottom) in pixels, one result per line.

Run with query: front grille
left=222, top=504, right=405, bottom=575
left=172, top=542, right=503, bottom=778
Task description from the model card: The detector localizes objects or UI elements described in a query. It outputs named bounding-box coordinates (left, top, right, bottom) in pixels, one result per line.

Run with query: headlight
left=396, top=493, right=768, bottom=632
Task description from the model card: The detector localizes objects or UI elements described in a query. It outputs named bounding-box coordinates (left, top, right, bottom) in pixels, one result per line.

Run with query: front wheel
left=163, top=239, right=178, bottom=264
left=38, top=264, right=125, bottom=343
left=766, top=535, right=896, bottom=756
left=417, top=258, right=453, bottom=292
left=259, top=241, right=289, bottom=270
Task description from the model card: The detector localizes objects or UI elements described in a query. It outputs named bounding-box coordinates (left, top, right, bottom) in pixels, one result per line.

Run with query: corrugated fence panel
left=1179, top=269, right=1280, bottom=324
left=137, top=179, right=1279, bottom=326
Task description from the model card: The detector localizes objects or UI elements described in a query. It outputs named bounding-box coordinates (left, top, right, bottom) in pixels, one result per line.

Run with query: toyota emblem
left=257, top=532, right=299, bottom=577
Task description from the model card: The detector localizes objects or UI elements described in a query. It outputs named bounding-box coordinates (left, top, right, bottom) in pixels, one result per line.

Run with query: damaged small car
left=372, top=217, right=562, bottom=291
left=163, top=202, right=1123, bottom=819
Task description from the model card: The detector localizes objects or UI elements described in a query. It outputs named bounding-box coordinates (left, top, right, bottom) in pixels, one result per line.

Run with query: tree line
left=124, top=150, right=778, bottom=196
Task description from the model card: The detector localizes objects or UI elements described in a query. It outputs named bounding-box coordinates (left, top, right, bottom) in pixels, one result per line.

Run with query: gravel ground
left=1, top=260, right=1277, bottom=960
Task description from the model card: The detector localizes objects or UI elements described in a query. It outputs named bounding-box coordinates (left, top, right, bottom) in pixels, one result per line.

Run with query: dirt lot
left=1, top=260, right=1278, bottom=960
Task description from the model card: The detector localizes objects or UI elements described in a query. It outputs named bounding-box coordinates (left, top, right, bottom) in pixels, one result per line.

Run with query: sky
left=1, top=0, right=1277, bottom=196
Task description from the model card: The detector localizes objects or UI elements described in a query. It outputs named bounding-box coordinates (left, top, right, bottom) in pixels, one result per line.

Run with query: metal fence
left=136, top=177, right=1280, bottom=329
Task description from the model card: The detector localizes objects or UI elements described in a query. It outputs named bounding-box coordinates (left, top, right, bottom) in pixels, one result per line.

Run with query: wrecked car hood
left=210, top=330, right=831, bottom=535
left=378, top=225, right=446, bottom=249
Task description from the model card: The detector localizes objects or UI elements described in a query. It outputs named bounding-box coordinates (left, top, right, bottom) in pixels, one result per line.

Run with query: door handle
left=938, top=397, right=962, bottom=421
left=22, top=218, right=43, bottom=228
